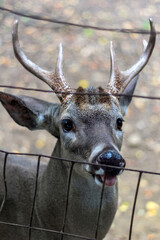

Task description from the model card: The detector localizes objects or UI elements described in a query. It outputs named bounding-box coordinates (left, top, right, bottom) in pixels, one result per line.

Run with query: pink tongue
left=101, top=175, right=117, bottom=186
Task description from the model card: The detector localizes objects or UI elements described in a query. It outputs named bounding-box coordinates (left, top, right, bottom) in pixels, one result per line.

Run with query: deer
left=0, top=19, right=156, bottom=240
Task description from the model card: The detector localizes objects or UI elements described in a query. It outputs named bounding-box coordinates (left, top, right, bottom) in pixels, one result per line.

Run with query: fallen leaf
left=146, top=209, right=158, bottom=217
left=142, top=20, right=150, bottom=30
left=0, top=56, right=11, bottom=66
left=83, top=29, right=94, bottom=37
left=78, top=79, right=89, bottom=88
left=119, top=201, right=129, bottom=212
left=146, top=201, right=159, bottom=211
left=145, top=201, right=159, bottom=217
left=98, top=37, right=108, bottom=46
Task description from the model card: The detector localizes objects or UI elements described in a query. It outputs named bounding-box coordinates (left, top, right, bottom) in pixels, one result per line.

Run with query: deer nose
left=97, top=150, right=126, bottom=176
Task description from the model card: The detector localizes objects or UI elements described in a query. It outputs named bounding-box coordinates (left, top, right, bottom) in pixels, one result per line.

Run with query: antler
left=108, top=18, right=156, bottom=94
left=12, top=20, right=72, bottom=103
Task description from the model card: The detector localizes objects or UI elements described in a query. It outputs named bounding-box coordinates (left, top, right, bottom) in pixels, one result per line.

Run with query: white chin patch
left=95, top=176, right=103, bottom=187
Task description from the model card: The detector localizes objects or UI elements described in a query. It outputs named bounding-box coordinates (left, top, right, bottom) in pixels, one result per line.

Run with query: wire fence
left=0, top=85, right=160, bottom=100
left=0, top=150, right=160, bottom=240
left=0, top=6, right=160, bottom=240
left=1, top=6, right=160, bottom=35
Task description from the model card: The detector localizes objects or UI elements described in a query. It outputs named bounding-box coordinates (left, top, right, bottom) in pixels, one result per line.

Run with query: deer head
left=0, top=19, right=156, bottom=187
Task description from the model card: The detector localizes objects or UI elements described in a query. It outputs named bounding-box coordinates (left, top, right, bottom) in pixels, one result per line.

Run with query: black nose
left=98, top=150, right=126, bottom=176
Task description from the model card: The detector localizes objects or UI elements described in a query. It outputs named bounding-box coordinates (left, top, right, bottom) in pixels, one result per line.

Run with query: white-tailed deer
left=0, top=19, right=156, bottom=240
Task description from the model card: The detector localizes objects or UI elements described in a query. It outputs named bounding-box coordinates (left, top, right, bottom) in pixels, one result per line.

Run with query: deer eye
left=116, top=118, right=124, bottom=130
left=61, top=119, right=73, bottom=132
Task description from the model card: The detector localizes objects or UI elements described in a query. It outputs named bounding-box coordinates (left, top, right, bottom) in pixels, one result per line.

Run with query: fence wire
left=0, top=150, right=160, bottom=240
left=0, top=6, right=160, bottom=35
left=0, top=85, right=160, bottom=101
left=0, top=5, right=160, bottom=240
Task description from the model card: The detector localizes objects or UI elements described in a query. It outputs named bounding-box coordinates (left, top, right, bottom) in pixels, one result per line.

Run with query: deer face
left=0, top=19, right=156, bottom=188
left=58, top=87, right=126, bottom=186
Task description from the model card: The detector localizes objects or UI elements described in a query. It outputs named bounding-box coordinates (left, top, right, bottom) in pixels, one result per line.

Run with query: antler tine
left=121, top=19, right=156, bottom=88
left=12, top=20, right=72, bottom=103
left=108, top=18, right=156, bottom=94
left=54, top=43, right=73, bottom=101
left=109, top=41, right=122, bottom=93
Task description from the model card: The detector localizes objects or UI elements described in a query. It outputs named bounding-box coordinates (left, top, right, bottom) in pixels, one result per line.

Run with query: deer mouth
left=94, top=174, right=117, bottom=187
left=92, top=150, right=126, bottom=187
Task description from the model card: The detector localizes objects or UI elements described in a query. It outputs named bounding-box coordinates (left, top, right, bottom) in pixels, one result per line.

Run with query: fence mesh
left=0, top=149, right=160, bottom=240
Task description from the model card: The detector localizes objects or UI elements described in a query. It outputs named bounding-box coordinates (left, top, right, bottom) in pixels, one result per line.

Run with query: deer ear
left=118, top=75, right=138, bottom=116
left=0, top=92, right=60, bottom=137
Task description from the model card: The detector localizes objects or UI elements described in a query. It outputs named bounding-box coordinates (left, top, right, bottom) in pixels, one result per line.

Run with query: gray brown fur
left=74, top=87, right=111, bottom=107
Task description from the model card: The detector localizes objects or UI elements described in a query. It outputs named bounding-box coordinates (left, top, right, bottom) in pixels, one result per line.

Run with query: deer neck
left=35, top=139, right=118, bottom=236
left=34, top=140, right=71, bottom=227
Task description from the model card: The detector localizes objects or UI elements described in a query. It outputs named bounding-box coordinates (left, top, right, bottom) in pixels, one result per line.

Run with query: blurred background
left=0, top=0, right=160, bottom=239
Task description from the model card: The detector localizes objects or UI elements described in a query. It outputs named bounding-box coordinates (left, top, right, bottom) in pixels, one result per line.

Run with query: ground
left=0, top=0, right=160, bottom=239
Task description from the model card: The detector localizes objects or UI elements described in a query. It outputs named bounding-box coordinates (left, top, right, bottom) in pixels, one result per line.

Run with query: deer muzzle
left=94, top=150, right=126, bottom=187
